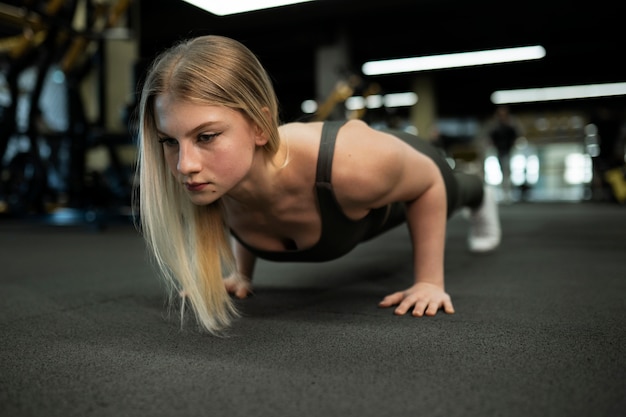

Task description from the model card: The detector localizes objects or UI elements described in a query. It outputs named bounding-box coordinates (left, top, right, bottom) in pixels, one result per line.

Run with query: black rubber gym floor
left=1, top=202, right=624, bottom=417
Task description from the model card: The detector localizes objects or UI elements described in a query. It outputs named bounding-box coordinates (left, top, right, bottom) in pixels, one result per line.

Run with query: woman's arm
left=378, top=160, right=455, bottom=317
left=331, top=120, right=454, bottom=316
left=224, top=237, right=256, bottom=299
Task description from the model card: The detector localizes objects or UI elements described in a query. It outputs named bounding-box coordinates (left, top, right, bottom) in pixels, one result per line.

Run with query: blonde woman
left=136, top=35, right=501, bottom=335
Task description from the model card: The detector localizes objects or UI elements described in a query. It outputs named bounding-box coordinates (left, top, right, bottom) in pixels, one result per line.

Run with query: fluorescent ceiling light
left=362, top=45, right=546, bottom=76
left=491, top=82, right=626, bottom=104
left=301, top=99, right=318, bottom=114
left=384, top=92, right=418, bottom=107
left=181, top=0, right=315, bottom=16
left=302, top=92, right=418, bottom=113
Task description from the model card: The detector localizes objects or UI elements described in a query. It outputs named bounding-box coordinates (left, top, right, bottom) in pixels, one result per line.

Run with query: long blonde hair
left=135, top=35, right=281, bottom=335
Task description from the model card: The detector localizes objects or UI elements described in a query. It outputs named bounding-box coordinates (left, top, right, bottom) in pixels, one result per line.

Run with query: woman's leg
left=384, top=129, right=483, bottom=215
left=454, top=172, right=484, bottom=211
left=385, top=128, right=500, bottom=252
left=466, top=180, right=501, bottom=252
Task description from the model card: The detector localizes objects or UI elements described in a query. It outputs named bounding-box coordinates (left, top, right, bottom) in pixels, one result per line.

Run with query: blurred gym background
left=1, top=0, right=624, bottom=228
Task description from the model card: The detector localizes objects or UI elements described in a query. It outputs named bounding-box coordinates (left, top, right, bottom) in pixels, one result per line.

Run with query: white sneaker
left=468, top=186, right=501, bottom=252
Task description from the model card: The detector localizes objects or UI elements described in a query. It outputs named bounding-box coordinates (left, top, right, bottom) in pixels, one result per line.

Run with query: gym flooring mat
left=1, top=202, right=624, bottom=417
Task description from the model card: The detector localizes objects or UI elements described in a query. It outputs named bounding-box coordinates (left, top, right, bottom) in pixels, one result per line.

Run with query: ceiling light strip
left=491, top=82, right=626, bottom=104
left=181, top=0, right=315, bottom=16
left=362, top=45, right=546, bottom=76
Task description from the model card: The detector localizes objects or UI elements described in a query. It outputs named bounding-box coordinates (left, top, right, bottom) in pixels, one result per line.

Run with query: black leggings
left=384, top=129, right=484, bottom=218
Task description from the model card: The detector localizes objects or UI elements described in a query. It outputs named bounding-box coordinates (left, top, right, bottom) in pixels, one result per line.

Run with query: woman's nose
left=177, top=143, right=202, bottom=175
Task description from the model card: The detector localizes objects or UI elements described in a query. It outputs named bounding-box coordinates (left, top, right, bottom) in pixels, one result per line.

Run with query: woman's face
left=154, top=94, right=266, bottom=205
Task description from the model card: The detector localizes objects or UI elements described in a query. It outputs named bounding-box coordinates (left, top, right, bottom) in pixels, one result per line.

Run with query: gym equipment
left=0, top=0, right=134, bottom=229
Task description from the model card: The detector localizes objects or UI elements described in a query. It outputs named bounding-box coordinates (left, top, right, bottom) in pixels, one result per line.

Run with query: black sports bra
left=231, top=120, right=406, bottom=262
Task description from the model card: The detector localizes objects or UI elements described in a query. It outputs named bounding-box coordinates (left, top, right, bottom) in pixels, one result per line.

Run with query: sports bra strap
left=315, top=120, right=346, bottom=184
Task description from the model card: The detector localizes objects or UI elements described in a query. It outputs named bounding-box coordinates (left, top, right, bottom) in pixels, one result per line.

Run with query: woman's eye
left=158, top=137, right=178, bottom=147
left=198, top=133, right=219, bottom=143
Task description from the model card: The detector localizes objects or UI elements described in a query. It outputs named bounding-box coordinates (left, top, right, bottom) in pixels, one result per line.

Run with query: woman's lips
left=185, top=182, right=207, bottom=192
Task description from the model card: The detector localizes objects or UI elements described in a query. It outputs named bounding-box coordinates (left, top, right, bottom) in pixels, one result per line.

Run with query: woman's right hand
left=224, top=273, right=253, bottom=299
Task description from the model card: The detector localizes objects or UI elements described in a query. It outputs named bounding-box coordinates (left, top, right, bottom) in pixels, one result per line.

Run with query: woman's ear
left=253, top=125, right=269, bottom=147
left=253, top=107, right=272, bottom=146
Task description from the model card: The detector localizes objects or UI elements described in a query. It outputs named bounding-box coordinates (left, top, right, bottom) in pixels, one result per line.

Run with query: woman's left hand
left=378, top=282, right=455, bottom=317
left=224, top=273, right=253, bottom=299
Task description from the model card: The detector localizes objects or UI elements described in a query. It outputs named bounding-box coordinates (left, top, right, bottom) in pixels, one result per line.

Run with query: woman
left=136, top=35, right=500, bottom=335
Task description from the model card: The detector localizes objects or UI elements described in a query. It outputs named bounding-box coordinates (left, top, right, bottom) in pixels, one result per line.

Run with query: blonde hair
left=135, top=35, right=281, bottom=335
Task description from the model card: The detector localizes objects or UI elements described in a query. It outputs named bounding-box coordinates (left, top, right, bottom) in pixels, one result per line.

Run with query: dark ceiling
left=135, top=0, right=625, bottom=121
left=2, top=0, right=623, bottom=122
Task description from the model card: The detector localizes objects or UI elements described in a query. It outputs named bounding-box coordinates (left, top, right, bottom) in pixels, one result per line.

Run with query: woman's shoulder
left=279, top=120, right=322, bottom=138
left=279, top=119, right=373, bottom=141
left=277, top=122, right=324, bottom=160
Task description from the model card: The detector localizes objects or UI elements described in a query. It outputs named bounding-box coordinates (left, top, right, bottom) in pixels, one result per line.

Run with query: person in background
left=135, top=35, right=501, bottom=335
left=484, top=105, right=523, bottom=202
left=589, top=107, right=626, bottom=202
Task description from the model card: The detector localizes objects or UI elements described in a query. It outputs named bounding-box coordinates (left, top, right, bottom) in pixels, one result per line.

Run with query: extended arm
left=224, top=237, right=256, bottom=299
left=330, top=120, right=454, bottom=317
left=378, top=161, right=455, bottom=316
